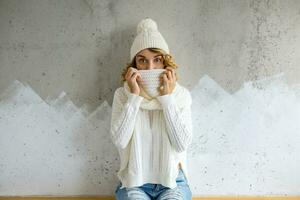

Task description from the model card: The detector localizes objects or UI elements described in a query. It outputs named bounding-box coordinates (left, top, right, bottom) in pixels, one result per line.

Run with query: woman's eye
left=155, top=58, right=161, bottom=62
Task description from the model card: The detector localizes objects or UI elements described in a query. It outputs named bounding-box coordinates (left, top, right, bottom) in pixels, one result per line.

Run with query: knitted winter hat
left=130, top=18, right=169, bottom=61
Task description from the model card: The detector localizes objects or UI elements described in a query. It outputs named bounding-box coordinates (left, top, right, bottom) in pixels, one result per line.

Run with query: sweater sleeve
left=110, top=88, right=144, bottom=149
left=156, top=89, right=193, bottom=153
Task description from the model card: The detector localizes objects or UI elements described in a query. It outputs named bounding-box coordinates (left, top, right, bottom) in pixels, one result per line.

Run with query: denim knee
left=115, top=182, right=151, bottom=200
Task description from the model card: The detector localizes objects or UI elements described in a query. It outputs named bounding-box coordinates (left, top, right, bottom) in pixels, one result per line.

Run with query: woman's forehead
left=136, top=54, right=162, bottom=58
left=137, top=48, right=163, bottom=56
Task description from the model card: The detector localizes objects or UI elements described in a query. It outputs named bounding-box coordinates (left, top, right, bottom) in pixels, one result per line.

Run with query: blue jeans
left=115, top=168, right=192, bottom=200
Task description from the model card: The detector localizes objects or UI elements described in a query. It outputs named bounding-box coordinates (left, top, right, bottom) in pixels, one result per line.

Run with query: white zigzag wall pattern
left=0, top=74, right=300, bottom=196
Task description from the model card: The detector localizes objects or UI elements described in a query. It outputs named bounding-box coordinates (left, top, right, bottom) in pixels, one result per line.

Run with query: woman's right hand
left=125, top=67, right=142, bottom=95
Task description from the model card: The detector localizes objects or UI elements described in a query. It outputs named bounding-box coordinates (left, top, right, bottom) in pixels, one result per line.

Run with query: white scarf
left=123, top=81, right=188, bottom=110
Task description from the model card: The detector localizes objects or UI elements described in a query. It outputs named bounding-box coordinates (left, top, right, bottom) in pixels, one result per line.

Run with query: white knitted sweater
left=110, top=81, right=193, bottom=189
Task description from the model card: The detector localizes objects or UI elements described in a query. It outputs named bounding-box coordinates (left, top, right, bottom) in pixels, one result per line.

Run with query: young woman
left=110, top=18, right=193, bottom=200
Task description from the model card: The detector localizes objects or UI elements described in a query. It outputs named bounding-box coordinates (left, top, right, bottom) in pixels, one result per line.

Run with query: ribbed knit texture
left=130, top=18, right=169, bottom=61
left=110, top=81, right=193, bottom=189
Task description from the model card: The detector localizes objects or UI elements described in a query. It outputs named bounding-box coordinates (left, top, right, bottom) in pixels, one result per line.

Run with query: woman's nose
left=146, top=61, right=155, bottom=70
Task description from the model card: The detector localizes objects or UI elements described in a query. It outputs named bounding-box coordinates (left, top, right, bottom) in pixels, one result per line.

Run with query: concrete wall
left=0, top=0, right=300, bottom=196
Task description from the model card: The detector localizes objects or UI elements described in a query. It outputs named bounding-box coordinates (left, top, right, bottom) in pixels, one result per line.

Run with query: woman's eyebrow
left=136, top=55, right=162, bottom=58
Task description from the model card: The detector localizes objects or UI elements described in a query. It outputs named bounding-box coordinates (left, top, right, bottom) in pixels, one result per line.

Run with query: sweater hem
left=117, top=171, right=178, bottom=190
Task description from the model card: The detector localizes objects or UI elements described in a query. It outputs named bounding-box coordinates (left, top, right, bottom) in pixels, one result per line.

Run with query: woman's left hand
left=159, top=66, right=176, bottom=95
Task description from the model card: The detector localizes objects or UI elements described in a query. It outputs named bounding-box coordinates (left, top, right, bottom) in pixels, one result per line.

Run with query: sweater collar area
left=123, top=81, right=186, bottom=110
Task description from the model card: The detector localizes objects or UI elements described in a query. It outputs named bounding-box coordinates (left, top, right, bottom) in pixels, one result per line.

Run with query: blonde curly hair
left=121, top=48, right=179, bottom=84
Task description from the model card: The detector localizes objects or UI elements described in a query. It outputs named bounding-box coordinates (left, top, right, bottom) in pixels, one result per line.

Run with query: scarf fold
left=123, top=81, right=187, bottom=110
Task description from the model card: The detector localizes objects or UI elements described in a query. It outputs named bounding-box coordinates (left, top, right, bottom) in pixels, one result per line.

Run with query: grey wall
left=1, top=0, right=300, bottom=196
left=1, top=0, right=299, bottom=112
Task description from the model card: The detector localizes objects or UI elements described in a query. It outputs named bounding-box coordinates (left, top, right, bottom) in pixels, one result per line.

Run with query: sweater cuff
left=156, top=93, right=175, bottom=108
left=127, top=92, right=144, bottom=108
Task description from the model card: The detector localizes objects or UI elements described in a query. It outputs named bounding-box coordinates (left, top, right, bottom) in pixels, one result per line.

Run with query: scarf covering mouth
left=123, top=79, right=189, bottom=110
left=138, top=69, right=166, bottom=98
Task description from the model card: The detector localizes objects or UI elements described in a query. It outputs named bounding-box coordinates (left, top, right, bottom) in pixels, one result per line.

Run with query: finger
left=127, top=71, right=134, bottom=80
left=126, top=68, right=134, bottom=80
left=160, top=71, right=165, bottom=78
left=167, top=67, right=175, bottom=80
left=130, top=71, right=138, bottom=81
left=160, top=75, right=167, bottom=91
left=136, top=74, right=142, bottom=83
left=160, top=73, right=164, bottom=78
left=171, top=69, right=176, bottom=80
left=163, top=74, right=168, bottom=85
left=130, top=69, right=139, bottom=79
left=164, top=67, right=170, bottom=75
left=168, top=69, right=174, bottom=80
left=166, top=70, right=172, bottom=80
left=159, top=76, right=163, bottom=84
left=166, top=67, right=174, bottom=72
left=133, top=74, right=141, bottom=85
